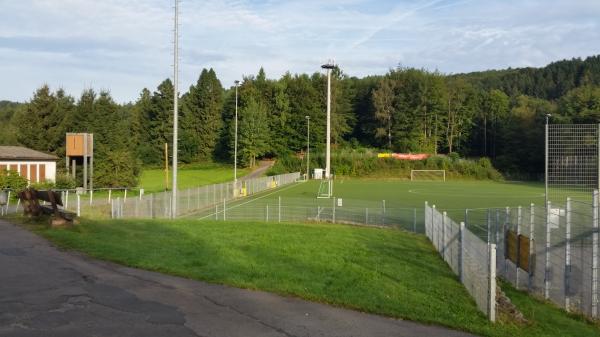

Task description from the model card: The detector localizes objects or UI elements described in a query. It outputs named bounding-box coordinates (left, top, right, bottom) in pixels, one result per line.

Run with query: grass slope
left=32, top=218, right=599, bottom=337
left=140, top=163, right=251, bottom=193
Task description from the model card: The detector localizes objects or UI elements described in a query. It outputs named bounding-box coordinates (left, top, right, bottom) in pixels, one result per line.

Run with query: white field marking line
left=407, top=189, right=545, bottom=198
left=196, top=182, right=304, bottom=220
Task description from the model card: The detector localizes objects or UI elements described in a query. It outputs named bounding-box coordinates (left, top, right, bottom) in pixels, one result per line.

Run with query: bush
left=54, top=173, right=77, bottom=189
left=268, top=149, right=504, bottom=181
left=0, top=170, right=28, bottom=191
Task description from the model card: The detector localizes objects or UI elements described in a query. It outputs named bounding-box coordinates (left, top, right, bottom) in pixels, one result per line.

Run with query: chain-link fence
left=481, top=196, right=598, bottom=319
left=1, top=173, right=302, bottom=219
left=191, top=195, right=423, bottom=232
left=547, top=124, right=599, bottom=203
left=425, top=202, right=497, bottom=321
left=450, top=190, right=599, bottom=320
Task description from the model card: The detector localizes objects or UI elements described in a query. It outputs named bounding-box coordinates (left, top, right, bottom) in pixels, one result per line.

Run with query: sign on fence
left=518, top=235, right=531, bottom=273
left=505, top=230, right=532, bottom=273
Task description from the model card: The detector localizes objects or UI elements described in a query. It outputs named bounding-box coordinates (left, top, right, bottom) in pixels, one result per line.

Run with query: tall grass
left=268, top=149, right=503, bottom=180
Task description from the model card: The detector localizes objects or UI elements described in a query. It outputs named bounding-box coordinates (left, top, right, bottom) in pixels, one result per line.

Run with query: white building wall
left=0, top=161, right=57, bottom=183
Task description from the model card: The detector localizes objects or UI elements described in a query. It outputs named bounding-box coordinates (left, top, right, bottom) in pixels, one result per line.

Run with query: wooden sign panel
left=518, top=235, right=531, bottom=272
left=505, top=230, right=519, bottom=265
left=504, top=229, right=532, bottom=273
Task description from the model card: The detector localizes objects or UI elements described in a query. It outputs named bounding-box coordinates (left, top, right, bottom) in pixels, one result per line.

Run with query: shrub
left=54, top=173, right=77, bottom=189
left=0, top=170, right=28, bottom=191
left=268, top=149, right=504, bottom=181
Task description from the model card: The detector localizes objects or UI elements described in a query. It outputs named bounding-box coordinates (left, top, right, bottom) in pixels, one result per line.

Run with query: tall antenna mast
left=171, top=0, right=179, bottom=218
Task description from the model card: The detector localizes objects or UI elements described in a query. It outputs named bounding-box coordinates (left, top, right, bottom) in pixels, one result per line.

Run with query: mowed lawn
left=140, top=163, right=251, bottom=193
left=34, top=219, right=599, bottom=337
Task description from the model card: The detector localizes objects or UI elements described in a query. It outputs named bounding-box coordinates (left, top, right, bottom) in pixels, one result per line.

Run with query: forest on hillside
left=2, top=55, right=600, bottom=186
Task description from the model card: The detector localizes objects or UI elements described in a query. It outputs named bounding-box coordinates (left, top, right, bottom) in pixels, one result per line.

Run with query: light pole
left=234, top=80, right=240, bottom=185
left=306, top=116, right=310, bottom=180
left=321, top=61, right=335, bottom=180
left=171, top=0, right=179, bottom=219
left=544, top=113, right=551, bottom=206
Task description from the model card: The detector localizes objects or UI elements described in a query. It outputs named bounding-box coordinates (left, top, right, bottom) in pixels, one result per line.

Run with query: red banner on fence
left=377, top=153, right=430, bottom=160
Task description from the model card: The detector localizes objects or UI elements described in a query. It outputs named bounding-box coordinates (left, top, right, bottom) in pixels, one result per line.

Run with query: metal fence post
left=332, top=197, right=336, bottom=223
left=278, top=196, right=281, bottom=223
left=108, top=189, right=111, bottom=204
left=593, top=190, right=599, bottom=318
left=116, top=197, right=120, bottom=219
left=489, top=243, right=497, bottom=322
left=382, top=200, right=386, bottom=226
left=545, top=201, right=552, bottom=300
left=517, top=206, right=522, bottom=288
left=424, top=202, right=428, bottom=237
left=565, top=197, right=571, bottom=311
left=223, top=198, right=226, bottom=220
left=65, top=190, right=69, bottom=209
left=459, top=222, right=465, bottom=283
left=505, top=207, right=510, bottom=277
left=77, top=194, right=81, bottom=217
left=432, top=205, right=436, bottom=248
left=90, top=190, right=93, bottom=206
left=529, top=203, right=535, bottom=292
left=413, top=208, right=417, bottom=233
left=215, top=204, right=218, bottom=220
left=464, top=208, right=469, bottom=229
left=442, top=211, right=447, bottom=259
left=124, top=189, right=128, bottom=204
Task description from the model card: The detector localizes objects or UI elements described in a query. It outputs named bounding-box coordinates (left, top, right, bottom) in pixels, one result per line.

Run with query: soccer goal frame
left=317, top=179, right=333, bottom=198
left=410, top=170, right=446, bottom=181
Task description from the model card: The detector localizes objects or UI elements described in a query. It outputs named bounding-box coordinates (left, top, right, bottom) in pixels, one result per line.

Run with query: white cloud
left=0, top=0, right=598, bottom=102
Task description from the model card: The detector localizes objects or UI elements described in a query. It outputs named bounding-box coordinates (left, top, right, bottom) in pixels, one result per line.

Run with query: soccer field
left=195, top=179, right=546, bottom=232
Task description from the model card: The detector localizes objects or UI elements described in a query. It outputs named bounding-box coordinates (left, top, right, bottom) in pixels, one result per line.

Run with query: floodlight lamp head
left=305, top=115, right=310, bottom=119
left=234, top=80, right=240, bottom=85
left=321, top=59, right=336, bottom=70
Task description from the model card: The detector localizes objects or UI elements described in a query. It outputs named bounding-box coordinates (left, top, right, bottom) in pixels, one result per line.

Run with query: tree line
left=1, top=55, right=600, bottom=186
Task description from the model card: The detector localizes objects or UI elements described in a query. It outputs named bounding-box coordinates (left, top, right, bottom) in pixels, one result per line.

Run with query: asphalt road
left=0, top=219, right=476, bottom=337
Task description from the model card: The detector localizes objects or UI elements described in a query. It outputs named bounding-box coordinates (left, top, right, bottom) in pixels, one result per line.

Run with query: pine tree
left=180, top=69, right=224, bottom=162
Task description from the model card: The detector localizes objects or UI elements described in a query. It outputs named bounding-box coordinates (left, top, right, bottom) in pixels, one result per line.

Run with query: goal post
left=317, top=179, right=333, bottom=198
left=411, top=170, right=446, bottom=181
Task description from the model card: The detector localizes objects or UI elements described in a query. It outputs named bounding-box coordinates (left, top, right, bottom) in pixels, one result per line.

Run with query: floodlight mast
left=306, top=116, right=310, bottom=180
left=321, top=61, right=335, bottom=180
left=172, top=0, right=179, bottom=219
left=234, top=80, right=240, bottom=185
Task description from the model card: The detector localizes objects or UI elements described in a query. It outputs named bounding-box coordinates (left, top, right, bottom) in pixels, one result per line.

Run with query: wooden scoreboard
left=66, top=133, right=94, bottom=190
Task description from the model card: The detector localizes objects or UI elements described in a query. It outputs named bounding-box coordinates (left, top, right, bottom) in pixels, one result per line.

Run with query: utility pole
left=306, top=116, right=310, bottom=180
left=321, top=61, right=335, bottom=180
left=234, top=80, right=240, bottom=185
left=171, top=0, right=179, bottom=218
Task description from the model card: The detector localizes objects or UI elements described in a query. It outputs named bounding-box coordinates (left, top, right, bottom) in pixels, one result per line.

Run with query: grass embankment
left=140, top=163, right=251, bottom=193
left=27, top=218, right=599, bottom=337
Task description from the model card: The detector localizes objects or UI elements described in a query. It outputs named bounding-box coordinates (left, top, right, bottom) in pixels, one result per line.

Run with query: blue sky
left=1, top=0, right=599, bottom=103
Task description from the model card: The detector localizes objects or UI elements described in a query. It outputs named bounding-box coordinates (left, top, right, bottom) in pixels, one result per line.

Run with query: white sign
left=548, top=208, right=564, bottom=230
left=337, top=198, right=343, bottom=207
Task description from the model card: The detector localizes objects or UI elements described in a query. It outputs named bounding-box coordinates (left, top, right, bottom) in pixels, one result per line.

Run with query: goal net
left=317, top=179, right=333, bottom=198
left=411, top=170, right=446, bottom=181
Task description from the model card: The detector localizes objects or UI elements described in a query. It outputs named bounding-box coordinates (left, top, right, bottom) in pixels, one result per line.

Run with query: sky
left=0, top=0, right=599, bottom=103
